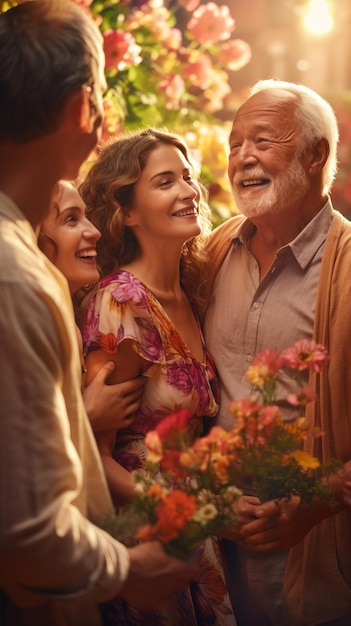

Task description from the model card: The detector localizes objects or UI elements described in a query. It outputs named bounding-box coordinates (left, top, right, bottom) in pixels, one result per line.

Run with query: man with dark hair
left=0, top=3, right=197, bottom=625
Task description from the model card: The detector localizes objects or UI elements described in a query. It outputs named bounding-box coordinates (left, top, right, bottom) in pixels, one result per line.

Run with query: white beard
left=232, top=158, right=310, bottom=218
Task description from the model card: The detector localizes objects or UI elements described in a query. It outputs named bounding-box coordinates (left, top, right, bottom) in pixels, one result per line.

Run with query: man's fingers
left=92, top=360, right=115, bottom=383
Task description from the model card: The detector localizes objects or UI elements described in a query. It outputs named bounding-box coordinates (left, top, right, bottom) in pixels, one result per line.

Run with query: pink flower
left=153, top=409, right=192, bottom=444
left=202, top=70, right=231, bottom=114
left=103, top=30, right=142, bottom=71
left=110, top=271, right=146, bottom=304
left=165, top=28, right=182, bottom=51
left=229, top=398, right=263, bottom=418
left=252, top=349, right=284, bottom=373
left=218, top=39, right=252, bottom=71
left=287, top=386, right=316, bottom=406
left=166, top=360, right=211, bottom=413
left=182, top=53, right=213, bottom=88
left=187, top=3, right=235, bottom=46
left=246, top=350, right=284, bottom=404
left=158, top=74, right=185, bottom=109
left=258, top=405, right=282, bottom=426
left=281, top=339, right=329, bottom=372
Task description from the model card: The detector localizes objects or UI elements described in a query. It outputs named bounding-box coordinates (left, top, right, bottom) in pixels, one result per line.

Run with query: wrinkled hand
left=83, top=361, right=145, bottom=431
left=217, top=495, right=262, bottom=543
left=239, top=495, right=319, bottom=551
left=120, top=542, right=199, bottom=612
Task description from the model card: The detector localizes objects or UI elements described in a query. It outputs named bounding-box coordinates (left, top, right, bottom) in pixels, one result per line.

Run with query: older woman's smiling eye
left=60, top=208, right=82, bottom=225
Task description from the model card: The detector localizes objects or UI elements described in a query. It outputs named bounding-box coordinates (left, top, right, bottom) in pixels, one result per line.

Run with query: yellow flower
left=211, top=453, right=230, bottom=483
left=290, top=450, right=321, bottom=470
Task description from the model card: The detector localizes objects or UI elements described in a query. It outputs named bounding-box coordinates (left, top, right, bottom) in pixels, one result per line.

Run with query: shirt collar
left=231, top=198, right=334, bottom=270
left=287, top=198, right=334, bottom=269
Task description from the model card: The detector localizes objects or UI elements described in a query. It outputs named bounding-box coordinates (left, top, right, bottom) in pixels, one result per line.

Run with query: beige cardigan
left=206, top=211, right=351, bottom=625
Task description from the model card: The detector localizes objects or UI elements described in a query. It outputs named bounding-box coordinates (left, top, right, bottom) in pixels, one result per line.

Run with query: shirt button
left=247, top=355, right=253, bottom=362
left=253, top=302, right=260, bottom=309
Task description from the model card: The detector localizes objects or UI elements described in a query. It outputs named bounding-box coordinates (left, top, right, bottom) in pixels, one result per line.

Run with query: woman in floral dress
left=80, top=128, right=237, bottom=626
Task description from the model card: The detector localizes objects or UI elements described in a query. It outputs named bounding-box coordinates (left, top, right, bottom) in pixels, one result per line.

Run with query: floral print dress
left=83, top=269, right=236, bottom=626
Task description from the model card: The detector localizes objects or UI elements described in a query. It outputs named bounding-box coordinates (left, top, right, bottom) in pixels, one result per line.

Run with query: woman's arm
left=85, top=339, right=146, bottom=506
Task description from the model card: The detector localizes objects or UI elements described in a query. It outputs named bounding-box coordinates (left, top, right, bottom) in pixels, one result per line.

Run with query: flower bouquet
left=215, top=338, right=343, bottom=503
left=103, top=408, right=242, bottom=560
left=102, top=340, right=342, bottom=559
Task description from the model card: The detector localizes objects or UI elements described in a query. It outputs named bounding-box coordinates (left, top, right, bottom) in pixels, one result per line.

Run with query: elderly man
left=204, top=79, right=351, bottom=626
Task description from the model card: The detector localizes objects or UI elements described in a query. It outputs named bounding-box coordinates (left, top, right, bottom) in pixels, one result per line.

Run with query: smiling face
left=124, top=143, right=202, bottom=244
left=228, top=90, right=311, bottom=218
left=40, top=181, right=101, bottom=293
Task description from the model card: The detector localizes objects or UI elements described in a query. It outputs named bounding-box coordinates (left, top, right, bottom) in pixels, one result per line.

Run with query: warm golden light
left=303, top=0, right=333, bottom=35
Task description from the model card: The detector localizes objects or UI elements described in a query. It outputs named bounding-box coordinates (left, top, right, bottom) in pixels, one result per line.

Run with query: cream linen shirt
left=0, top=192, right=129, bottom=625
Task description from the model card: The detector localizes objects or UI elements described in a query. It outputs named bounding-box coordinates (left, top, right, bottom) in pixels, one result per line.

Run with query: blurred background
left=227, top=0, right=351, bottom=97
left=226, top=0, right=351, bottom=220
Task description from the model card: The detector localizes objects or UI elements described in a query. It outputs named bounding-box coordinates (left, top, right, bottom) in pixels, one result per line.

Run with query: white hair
left=250, top=79, right=339, bottom=194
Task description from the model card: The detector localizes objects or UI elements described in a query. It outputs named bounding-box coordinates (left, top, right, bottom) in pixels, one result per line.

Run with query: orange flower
left=211, top=454, right=230, bottom=484
left=136, top=523, right=157, bottom=542
left=160, top=449, right=189, bottom=479
left=155, top=490, right=196, bottom=543
left=147, top=484, right=165, bottom=500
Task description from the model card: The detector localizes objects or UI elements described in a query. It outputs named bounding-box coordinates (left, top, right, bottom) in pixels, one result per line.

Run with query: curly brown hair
left=79, top=128, right=214, bottom=315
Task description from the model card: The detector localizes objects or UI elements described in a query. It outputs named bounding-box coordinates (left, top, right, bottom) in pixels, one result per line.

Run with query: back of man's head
left=0, top=0, right=103, bottom=142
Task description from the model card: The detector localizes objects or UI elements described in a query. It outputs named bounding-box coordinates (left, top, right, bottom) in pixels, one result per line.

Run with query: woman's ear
left=124, top=210, right=137, bottom=227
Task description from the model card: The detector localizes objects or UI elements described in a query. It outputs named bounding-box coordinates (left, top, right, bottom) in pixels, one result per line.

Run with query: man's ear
left=308, top=137, right=330, bottom=175
left=75, top=85, right=94, bottom=133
